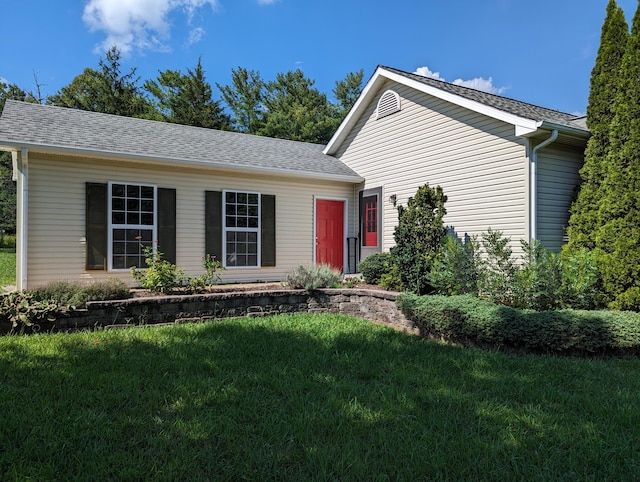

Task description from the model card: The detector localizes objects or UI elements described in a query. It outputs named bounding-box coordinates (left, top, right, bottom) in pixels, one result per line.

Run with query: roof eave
left=325, top=66, right=544, bottom=155
left=0, top=140, right=364, bottom=184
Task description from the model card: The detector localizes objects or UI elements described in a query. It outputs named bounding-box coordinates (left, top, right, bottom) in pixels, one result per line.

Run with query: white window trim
left=222, top=189, right=261, bottom=269
left=107, top=181, right=158, bottom=272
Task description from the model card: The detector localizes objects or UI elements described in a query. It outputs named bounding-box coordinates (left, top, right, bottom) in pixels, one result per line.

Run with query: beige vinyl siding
left=337, top=79, right=529, bottom=254
left=536, top=145, right=583, bottom=252
left=26, top=154, right=355, bottom=288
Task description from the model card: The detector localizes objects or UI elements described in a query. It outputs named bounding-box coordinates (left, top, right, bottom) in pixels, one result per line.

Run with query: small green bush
left=30, top=279, right=131, bottom=308
left=398, top=293, right=640, bottom=355
left=379, top=264, right=405, bottom=291
left=285, top=264, right=343, bottom=290
left=358, top=252, right=393, bottom=284
left=431, top=235, right=480, bottom=295
left=131, top=244, right=224, bottom=293
left=0, top=234, right=16, bottom=249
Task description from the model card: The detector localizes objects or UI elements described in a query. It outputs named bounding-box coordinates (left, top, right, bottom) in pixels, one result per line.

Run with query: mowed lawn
left=0, top=248, right=15, bottom=287
left=1, top=313, right=639, bottom=480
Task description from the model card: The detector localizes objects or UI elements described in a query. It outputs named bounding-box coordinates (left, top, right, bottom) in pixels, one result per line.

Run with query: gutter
left=0, top=141, right=365, bottom=184
left=530, top=129, right=558, bottom=241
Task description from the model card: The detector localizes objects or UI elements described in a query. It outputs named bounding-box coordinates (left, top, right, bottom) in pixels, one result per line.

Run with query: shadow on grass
left=1, top=314, right=639, bottom=480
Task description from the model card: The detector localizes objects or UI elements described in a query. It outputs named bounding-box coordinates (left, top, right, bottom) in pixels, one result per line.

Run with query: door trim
left=313, top=196, right=348, bottom=272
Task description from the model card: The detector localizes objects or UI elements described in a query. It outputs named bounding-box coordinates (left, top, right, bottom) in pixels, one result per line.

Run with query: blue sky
left=1, top=0, right=638, bottom=116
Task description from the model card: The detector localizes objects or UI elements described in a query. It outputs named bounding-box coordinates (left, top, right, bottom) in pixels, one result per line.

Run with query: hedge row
left=397, top=293, right=640, bottom=356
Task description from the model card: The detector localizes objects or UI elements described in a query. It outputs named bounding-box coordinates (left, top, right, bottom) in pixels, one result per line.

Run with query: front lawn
left=1, top=313, right=639, bottom=480
left=0, top=248, right=15, bottom=287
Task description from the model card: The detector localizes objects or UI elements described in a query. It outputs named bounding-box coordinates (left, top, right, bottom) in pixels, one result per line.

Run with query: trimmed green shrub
left=378, top=264, right=405, bottom=291
left=391, top=184, right=447, bottom=295
left=358, top=252, right=393, bottom=284
left=285, top=264, right=343, bottom=290
left=398, top=293, right=640, bottom=355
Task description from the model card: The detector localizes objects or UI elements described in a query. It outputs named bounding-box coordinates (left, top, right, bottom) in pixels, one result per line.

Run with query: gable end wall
left=336, top=79, right=530, bottom=255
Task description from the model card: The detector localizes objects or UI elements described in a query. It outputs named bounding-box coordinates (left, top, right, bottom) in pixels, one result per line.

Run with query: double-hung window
left=108, top=182, right=157, bottom=270
left=223, top=190, right=260, bottom=267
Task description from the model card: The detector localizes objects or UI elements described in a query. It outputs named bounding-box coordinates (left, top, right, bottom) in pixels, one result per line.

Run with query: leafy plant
left=131, top=243, right=224, bottom=293
left=30, top=279, right=131, bottom=308
left=285, top=264, right=343, bottom=290
left=559, top=246, right=601, bottom=310
left=431, top=235, right=480, bottom=296
left=0, top=291, right=62, bottom=331
left=391, top=184, right=447, bottom=295
left=476, top=228, right=518, bottom=306
left=514, top=239, right=563, bottom=311
left=358, top=252, right=393, bottom=284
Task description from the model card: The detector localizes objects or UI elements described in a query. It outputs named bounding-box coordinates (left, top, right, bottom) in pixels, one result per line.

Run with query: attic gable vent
left=376, top=90, right=401, bottom=119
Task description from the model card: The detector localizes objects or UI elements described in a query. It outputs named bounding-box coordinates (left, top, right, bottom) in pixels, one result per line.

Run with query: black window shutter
left=261, top=194, right=276, bottom=267
left=205, top=191, right=223, bottom=260
left=157, top=188, right=177, bottom=264
left=86, top=182, right=107, bottom=270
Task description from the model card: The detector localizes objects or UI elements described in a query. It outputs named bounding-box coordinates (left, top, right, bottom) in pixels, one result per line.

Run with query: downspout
left=13, top=149, right=28, bottom=290
left=530, top=129, right=558, bottom=241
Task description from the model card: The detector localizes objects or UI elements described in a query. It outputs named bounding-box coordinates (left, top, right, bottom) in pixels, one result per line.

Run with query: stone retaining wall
left=49, top=289, right=417, bottom=334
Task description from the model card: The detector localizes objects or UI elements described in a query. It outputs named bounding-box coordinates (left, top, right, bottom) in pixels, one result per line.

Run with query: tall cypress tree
left=595, top=2, right=640, bottom=308
left=566, top=0, right=628, bottom=251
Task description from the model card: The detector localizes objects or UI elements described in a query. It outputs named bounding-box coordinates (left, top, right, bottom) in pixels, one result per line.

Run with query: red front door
left=316, top=199, right=344, bottom=272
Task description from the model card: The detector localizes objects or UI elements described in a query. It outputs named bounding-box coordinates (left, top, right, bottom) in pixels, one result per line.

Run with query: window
left=109, top=182, right=156, bottom=270
left=223, top=191, right=260, bottom=267
left=362, top=194, right=378, bottom=247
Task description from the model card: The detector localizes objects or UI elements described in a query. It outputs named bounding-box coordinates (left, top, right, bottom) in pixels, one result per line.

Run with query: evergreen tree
left=391, top=184, right=448, bottom=295
left=332, top=69, right=364, bottom=119
left=217, top=67, right=265, bottom=134
left=566, top=0, right=628, bottom=251
left=259, top=69, right=335, bottom=144
left=145, top=58, right=229, bottom=129
left=48, top=47, right=152, bottom=118
left=594, top=2, right=640, bottom=308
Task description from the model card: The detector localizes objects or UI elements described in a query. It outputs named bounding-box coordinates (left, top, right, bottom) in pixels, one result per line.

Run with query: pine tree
left=566, top=0, right=628, bottom=251
left=595, top=2, right=640, bottom=308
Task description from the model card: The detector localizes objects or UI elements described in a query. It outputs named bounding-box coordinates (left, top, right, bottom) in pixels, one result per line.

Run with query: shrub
left=431, top=235, right=480, bottom=296
left=514, top=239, right=563, bottom=311
left=391, top=184, right=447, bottom=295
left=30, top=279, right=131, bottom=308
left=559, top=246, right=601, bottom=310
left=397, top=293, right=640, bottom=355
left=131, top=243, right=224, bottom=293
left=378, top=264, right=405, bottom=291
left=476, top=228, right=518, bottom=306
left=358, top=252, right=393, bottom=284
left=0, top=234, right=16, bottom=249
left=285, top=264, right=343, bottom=290
left=0, top=291, right=63, bottom=331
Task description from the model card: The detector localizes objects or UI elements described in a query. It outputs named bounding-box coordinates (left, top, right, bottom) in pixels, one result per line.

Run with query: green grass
left=0, top=248, right=16, bottom=287
left=1, top=313, right=639, bottom=480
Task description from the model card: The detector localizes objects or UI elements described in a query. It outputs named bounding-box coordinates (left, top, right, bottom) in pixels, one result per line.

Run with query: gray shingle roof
left=0, top=100, right=362, bottom=181
left=381, top=66, right=588, bottom=131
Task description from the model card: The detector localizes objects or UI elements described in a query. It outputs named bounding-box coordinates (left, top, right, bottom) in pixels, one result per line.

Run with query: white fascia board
left=324, top=66, right=389, bottom=155
left=0, top=140, right=364, bottom=184
left=324, top=67, right=542, bottom=154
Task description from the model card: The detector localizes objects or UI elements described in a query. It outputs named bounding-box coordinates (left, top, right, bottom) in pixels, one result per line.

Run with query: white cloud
left=414, top=65, right=507, bottom=95
left=257, top=0, right=278, bottom=4
left=83, top=0, right=218, bottom=54
left=452, top=77, right=507, bottom=95
left=187, top=27, right=206, bottom=46
left=414, top=66, right=444, bottom=81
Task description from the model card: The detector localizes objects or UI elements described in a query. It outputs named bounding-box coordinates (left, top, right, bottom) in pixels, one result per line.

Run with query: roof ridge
left=379, top=65, right=579, bottom=120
